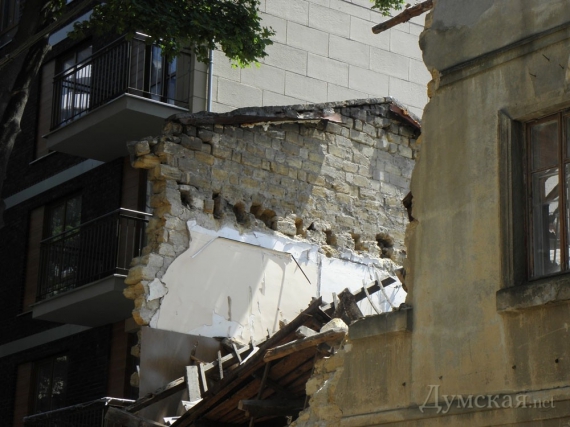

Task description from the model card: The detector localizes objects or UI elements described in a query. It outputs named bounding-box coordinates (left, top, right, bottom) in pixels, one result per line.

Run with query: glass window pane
left=531, top=120, right=558, bottom=170
left=34, top=361, right=53, bottom=413
left=49, top=204, right=65, bottom=237
left=531, top=168, right=561, bottom=277
left=50, top=356, right=68, bottom=409
left=65, top=196, right=81, bottom=230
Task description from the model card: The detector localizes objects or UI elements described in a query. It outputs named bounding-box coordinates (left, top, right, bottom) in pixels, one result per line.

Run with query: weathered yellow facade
left=294, top=1, right=570, bottom=425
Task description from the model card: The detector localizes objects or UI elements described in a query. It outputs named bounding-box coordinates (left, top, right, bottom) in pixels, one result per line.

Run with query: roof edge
left=168, top=97, right=421, bottom=131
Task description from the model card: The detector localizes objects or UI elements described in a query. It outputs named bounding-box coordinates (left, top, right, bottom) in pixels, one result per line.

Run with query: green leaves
left=71, top=0, right=274, bottom=66
left=370, top=0, right=406, bottom=16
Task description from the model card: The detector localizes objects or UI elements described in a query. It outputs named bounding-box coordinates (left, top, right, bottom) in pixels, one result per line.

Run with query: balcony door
left=56, top=45, right=92, bottom=125
left=40, top=195, right=82, bottom=299
left=148, top=45, right=177, bottom=104
left=33, top=355, right=68, bottom=414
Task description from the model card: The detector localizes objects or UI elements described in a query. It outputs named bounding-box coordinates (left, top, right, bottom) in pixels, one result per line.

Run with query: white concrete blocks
left=309, top=3, right=350, bottom=38
left=285, top=72, right=328, bottom=102
left=210, top=0, right=430, bottom=114
left=307, top=54, right=349, bottom=87
left=329, top=35, right=370, bottom=69
left=265, top=0, right=309, bottom=25
left=287, top=22, right=329, bottom=56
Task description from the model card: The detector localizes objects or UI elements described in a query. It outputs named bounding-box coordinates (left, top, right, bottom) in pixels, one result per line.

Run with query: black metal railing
left=51, top=34, right=191, bottom=129
left=37, top=208, right=151, bottom=302
left=24, top=397, right=133, bottom=427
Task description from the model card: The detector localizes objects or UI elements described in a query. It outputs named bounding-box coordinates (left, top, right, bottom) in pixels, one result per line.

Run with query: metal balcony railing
left=23, top=397, right=134, bottom=427
left=37, top=208, right=151, bottom=302
left=51, top=34, right=191, bottom=129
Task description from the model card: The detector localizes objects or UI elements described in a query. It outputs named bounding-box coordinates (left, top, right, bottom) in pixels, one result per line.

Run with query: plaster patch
left=187, top=312, right=245, bottom=340
left=147, top=278, right=168, bottom=301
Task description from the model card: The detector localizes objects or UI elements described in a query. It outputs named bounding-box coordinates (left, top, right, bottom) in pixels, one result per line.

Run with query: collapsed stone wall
left=124, top=99, right=419, bottom=325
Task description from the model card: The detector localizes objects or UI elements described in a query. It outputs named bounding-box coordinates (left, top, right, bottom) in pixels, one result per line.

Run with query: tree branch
left=371, top=0, right=433, bottom=34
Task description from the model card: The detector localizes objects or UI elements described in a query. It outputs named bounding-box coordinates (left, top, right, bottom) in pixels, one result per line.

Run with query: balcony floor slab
left=31, top=275, right=132, bottom=326
left=45, top=93, right=187, bottom=161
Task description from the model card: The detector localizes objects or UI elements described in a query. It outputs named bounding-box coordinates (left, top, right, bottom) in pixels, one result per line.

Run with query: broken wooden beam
left=371, top=0, right=433, bottom=34
left=320, top=277, right=397, bottom=315
left=351, top=277, right=396, bottom=304
left=170, top=298, right=325, bottom=427
left=333, top=288, right=364, bottom=325
left=263, top=328, right=347, bottom=362
left=125, top=377, right=186, bottom=413
left=202, top=344, right=252, bottom=372
left=105, top=406, right=167, bottom=427
left=238, top=399, right=305, bottom=418
left=295, top=326, right=317, bottom=338
left=186, top=366, right=201, bottom=402
left=199, top=363, right=209, bottom=393
left=251, top=372, right=291, bottom=399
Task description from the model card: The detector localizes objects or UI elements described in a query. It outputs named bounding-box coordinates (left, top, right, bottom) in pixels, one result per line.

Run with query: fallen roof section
left=106, top=278, right=398, bottom=427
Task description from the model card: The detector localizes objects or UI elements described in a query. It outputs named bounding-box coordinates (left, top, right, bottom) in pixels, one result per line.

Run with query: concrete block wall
left=209, top=0, right=430, bottom=117
left=124, top=99, right=419, bottom=325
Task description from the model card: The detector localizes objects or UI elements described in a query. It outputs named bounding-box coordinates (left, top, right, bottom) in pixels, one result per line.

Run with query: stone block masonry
left=125, top=98, right=419, bottom=326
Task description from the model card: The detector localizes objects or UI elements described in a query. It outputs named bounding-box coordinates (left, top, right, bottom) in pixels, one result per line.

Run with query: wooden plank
left=238, top=399, right=305, bottom=418
left=251, top=373, right=290, bottom=399
left=320, top=278, right=397, bottom=315
left=105, top=406, right=167, bottom=427
left=125, top=377, right=186, bottom=413
left=186, top=366, right=201, bottom=402
left=202, top=344, right=251, bottom=372
left=217, top=351, right=224, bottom=380
left=333, top=288, right=364, bottom=325
left=350, top=277, right=396, bottom=305
left=232, top=343, right=242, bottom=363
left=171, top=298, right=324, bottom=427
left=209, top=347, right=317, bottom=422
left=248, top=362, right=272, bottom=426
left=199, top=363, right=209, bottom=393
left=217, top=348, right=317, bottom=424
left=263, top=328, right=347, bottom=363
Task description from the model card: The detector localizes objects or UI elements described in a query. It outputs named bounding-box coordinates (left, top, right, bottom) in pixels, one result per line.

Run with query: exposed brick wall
left=124, top=99, right=420, bottom=324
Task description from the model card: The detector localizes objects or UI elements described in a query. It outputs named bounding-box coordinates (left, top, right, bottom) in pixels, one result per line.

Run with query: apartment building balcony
left=32, top=208, right=151, bottom=327
left=44, top=35, right=191, bottom=161
left=23, top=397, right=133, bottom=427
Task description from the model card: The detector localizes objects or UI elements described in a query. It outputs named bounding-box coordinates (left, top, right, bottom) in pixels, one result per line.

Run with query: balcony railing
left=37, top=209, right=151, bottom=302
left=51, top=34, right=191, bottom=129
left=23, top=398, right=133, bottom=427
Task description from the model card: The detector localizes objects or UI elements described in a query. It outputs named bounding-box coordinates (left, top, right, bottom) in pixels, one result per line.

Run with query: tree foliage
left=370, top=0, right=406, bottom=16
left=72, top=0, right=274, bottom=66
left=0, top=0, right=273, bottom=228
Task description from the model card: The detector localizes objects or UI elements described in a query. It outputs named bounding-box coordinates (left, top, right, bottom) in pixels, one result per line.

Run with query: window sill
left=496, top=277, right=570, bottom=313
left=348, top=307, right=412, bottom=340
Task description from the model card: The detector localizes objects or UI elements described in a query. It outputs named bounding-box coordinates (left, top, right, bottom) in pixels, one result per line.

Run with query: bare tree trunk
left=0, top=0, right=51, bottom=228
left=0, top=37, right=51, bottom=227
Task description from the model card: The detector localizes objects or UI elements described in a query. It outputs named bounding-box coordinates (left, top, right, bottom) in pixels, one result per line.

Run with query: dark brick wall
left=0, top=326, right=113, bottom=425
left=0, top=158, right=125, bottom=345
left=0, top=6, right=140, bottom=426
left=0, top=12, right=130, bottom=345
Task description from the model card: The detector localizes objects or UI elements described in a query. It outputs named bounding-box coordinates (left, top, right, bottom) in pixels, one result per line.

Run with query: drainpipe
left=207, top=49, right=214, bottom=112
